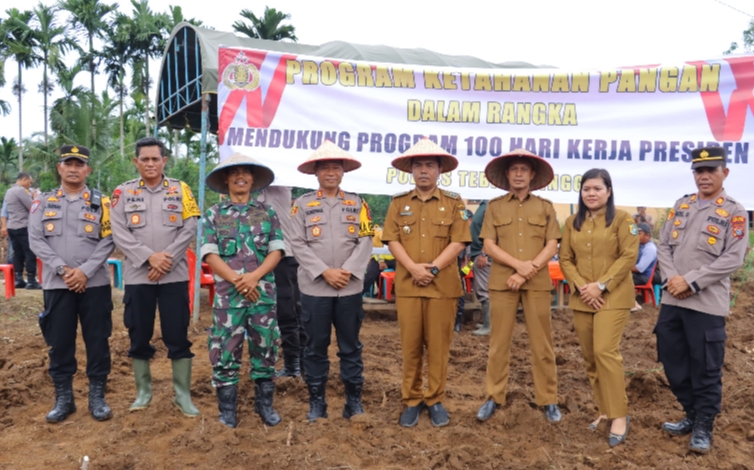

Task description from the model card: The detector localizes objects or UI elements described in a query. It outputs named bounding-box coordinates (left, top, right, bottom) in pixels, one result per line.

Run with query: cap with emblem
left=691, top=146, right=726, bottom=170
left=391, top=137, right=458, bottom=174
left=297, top=140, right=361, bottom=175
left=205, top=152, right=275, bottom=194
left=59, top=144, right=90, bottom=163
left=484, top=148, right=554, bottom=191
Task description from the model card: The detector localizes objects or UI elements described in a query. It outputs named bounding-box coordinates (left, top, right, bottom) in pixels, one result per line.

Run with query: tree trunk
left=89, top=33, right=96, bottom=148
left=17, top=64, right=23, bottom=170
left=119, top=76, right=125, bottom=159
left=43, top=54, right=49, bottom=172
left=144, top=62, right=151, bottom=136
left=174, top=129, right=180, bottom=159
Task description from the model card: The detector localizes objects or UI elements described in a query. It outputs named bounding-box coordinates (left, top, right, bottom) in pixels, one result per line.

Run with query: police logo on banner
left=221, top=51, right=261, bottom=92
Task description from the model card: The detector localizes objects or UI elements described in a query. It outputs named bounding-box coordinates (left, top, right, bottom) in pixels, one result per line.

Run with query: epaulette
left=442, top=190, right=460, bottom=199
left=123, top=178, right=139, bottom=185
left=391, top=190, right=411, bottom=199
left=302, top=190, right=317, bottom=198
left=490, top=194, right=507, bottom=203
left=533, top=194, right=554, bottom=206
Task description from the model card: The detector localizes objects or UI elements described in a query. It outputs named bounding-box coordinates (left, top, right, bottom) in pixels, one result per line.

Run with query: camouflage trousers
left=208, top=304, right=280, bottom=387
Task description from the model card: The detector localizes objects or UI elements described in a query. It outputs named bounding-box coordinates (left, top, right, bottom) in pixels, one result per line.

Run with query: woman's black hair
left=573, top=168, right=615, bottom=231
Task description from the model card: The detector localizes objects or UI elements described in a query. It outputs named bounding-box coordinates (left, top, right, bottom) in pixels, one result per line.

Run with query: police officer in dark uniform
left=656, top=146, right=748, bottom=453
left=29, top=145, right=115, bottom=422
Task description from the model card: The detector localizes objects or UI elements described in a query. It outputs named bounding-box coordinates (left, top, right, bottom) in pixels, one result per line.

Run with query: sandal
left=588, top=415, right=607, bottom=431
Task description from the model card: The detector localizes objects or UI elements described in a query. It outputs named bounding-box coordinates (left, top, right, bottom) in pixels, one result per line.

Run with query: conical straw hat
left=484, top=149, right=554, bottom=191
left=297, top=140, right=361, bottom=175
left=205, top=153, right=275, bottom=194
left=391, top=137, right=458, bottom=174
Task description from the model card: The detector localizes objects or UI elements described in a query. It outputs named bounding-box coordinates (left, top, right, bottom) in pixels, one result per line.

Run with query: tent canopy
left=155, top=23, right=543, bottom=134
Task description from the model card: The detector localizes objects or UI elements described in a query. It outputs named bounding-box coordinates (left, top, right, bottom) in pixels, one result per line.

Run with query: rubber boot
left=254, top=379, right=281, bottom=426
left=216, top=385, right=237, bottom=428
left=129, top=358, right=152, bottom=411
left=689, top=413, right=715, bottom=453
left=472, top=300, right=491, bottom=336
left=46, top=377, right=76, bottom=423
left=343, top=382, right=365, bottom=419
left=306, top=380, right=328, bottom=422
left=171, top=358, right=200, bottom=417
left=275, top=353, right=301, bottom=378
left=88, top=376, right=112, bottom=421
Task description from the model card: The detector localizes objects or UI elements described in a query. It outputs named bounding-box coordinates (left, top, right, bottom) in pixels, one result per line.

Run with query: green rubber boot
left=129, top=359, right=152, bottom=411
left=171, top=358, right=200, bottom=417
left=472, top=300, right=491, bottom=336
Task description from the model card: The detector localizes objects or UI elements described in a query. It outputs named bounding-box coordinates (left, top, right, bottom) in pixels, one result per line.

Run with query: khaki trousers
left=572, top=308, right=629, bottom=418
left=396, top=296, right=457, bottom=406
left=486, top=290, right=558, bottom=406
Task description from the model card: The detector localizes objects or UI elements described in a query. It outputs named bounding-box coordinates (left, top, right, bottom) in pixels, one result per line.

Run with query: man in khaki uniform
left=111, top=137, right=201, bottom=417
left=656, top=146, right=748, bottom=454
left=289, top=140, right=374, bottom=422
left=382, top=138, right=471, bottom=428
left=476, top=149, right=562, bottom=423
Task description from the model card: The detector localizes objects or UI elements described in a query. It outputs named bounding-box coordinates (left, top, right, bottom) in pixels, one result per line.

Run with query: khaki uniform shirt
left=559, top=209, right=640, bottom=311
left=382, top=188, right=472, bottom=299
left=111, top=176, right=200, bottom=285
left=657, top=190, right=748, bottom=316
left=28, top=187, right=114, bottom=289
left=257, top=186, right=294, bottom=258
left=479, top=192, right=561, bottom=291
left=289, top=189, right=374, bottom=297
left=3, top=184, right=33, bottom=229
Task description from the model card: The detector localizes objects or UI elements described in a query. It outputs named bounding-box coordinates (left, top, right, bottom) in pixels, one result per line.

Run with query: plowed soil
left=1, top=282, right=753, bottom=470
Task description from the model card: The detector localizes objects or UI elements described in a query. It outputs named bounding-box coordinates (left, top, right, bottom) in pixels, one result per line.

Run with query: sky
left=1, top=0, right=753, bottom=143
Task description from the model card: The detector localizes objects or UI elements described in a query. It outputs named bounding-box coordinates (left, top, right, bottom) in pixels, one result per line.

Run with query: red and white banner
left=217, top=46, right=754, bottom=208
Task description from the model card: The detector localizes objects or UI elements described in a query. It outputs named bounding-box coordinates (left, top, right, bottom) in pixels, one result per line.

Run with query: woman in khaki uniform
left=559, top=168, right=639, bottom=447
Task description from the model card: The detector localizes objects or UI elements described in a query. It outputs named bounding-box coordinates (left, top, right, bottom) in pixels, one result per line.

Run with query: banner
left=217, top=47, right=754, bottom=209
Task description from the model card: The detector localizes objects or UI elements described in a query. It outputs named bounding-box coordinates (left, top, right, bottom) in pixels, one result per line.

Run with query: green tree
left=232, top=7, right=298, bottom=41
left=50, top=63, right=86, bottom=142
left=726, top=19, right=754, bottom=54
left=103, top=12, right=135, bottom=160
left=0, top=17, right=11, bottom=117
left=0, top=137, right=18, bottom=183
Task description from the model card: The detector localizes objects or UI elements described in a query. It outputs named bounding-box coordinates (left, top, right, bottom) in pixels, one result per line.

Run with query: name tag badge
left=400, top=211, right=413, bottom=216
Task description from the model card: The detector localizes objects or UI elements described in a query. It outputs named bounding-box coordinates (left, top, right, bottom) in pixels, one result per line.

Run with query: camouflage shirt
left=200, top=199, right=285, bottom=308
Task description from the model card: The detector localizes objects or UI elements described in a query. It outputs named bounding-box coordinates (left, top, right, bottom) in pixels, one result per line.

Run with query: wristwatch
left=429, top=265, right=440, bottom=276
left=56, top=265, right=67, bottom=276
left=597, top=281, right=606, bottom=291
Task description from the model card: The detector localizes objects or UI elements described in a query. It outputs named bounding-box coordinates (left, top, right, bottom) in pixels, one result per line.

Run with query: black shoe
left=88, top=376, right=112, bottom=421
left=343, top=382, right=364, bottom=419
left=454, top=314, right=462, bottom=332
left=14, top=280, right=27, bottom=289
left=25, top=280, right=42, bottom=290
left=689, top=413, right=714, bottom=454
left=305, top=381, right=328, bottom=422
left=46, top=377, right=76, bottom=423
left=399, top=402, right=425, bottom=428
left=544, top=404, right=562, bottom=423
left=476, top=399, right=497, bottom=422
left=428, top=402, right=450, bottom=427
left=608, top=416, right=630, bottom=448
left=662, top=410, right=695, bottom=436
left=275, top=355, right=301, bottom=378
left=253, top=379, right=281, bottom=426
left=216, top=385, right=237, bottom=428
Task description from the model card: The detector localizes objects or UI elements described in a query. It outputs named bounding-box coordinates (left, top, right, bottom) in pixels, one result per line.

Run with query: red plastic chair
left=635, top=262, right=658, bottom=306
left=379, top=271, right=396, bottom=301
left=36, top=258, right=43, bottom=283
left=186, top=248, right=215, bottom=308
left=1, top=264, right=15, bottom=299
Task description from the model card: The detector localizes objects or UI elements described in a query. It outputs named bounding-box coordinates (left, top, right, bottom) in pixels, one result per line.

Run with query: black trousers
left=301, top=292, right=364, bottom=385
left=632, top=272, right=649, bottom=286
left=274, top=257, right=306, bottom=359
left=40, top=285, right=113, bottom=381
left=124, top=282, right=193, bottom=360
left=8, top=227, right=37, bottom=281
left=654, top=304, right=726, bottom=416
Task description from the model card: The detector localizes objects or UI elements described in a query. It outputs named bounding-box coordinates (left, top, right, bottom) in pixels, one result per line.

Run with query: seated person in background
left=631, top=222, right=657, bottom=312
left=633, top=207, right=655, bottom=228
left=363, top=253, right=396, bottom=296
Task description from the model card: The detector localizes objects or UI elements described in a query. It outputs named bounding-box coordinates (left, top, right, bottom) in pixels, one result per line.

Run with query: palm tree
left=0, top=137, right=18, bottom=184
left=32, top=3, right=77, bottom=156
left=3, top=8, right=40, bottom=170
left=58, top=0, right=117, bottom=147
left=103, top=12, right=134, bottom=159
left=0, top=18, right=12, bottom=117
left=50, top=63, right=86, bottom=142
left=232, top=7, right=298, bottom=41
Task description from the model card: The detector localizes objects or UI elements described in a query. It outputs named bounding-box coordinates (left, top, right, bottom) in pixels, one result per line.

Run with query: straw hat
left=205, top=153, right=275, bottom=194
left=391, top=137, right=458, bottom=173
left=484, top=149, right=554, bottom=191
left=297, top=140, right=361, bottom=174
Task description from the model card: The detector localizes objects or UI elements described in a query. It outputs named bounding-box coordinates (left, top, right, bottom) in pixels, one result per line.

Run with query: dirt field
left=1, top=282, right=753, bottom=470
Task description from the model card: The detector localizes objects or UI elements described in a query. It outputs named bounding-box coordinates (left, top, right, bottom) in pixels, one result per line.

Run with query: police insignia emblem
left=46, top=222, right=55, bottom=232
left=311, top=226, right=321, bottom=237
left=342, top=200, right=357, bottom=206
left=72, top=146, right=79, bottom=153
left=679, top=204, right=689, bottom=209
left=348, top=225, right=356, bottom=234
left=732, top=216, right=745, bottom=239
left=674, top=219, right=682, bottom=226
left=715, top=197, right=724, bottom=205
left=672, top=230, right=679, bottom=239
left=307, top=201, right=321, bottom=207
left=127, top=189, right=143, bottom=196
left=667, top=209, right=675, bottom=219
left=346, top=215, right=356, bottom=222
left=30, top=200, right=41, bottom=214
left=715, top=208, right=729, bottom=218
left=84, top=224, right=94, bottom=233
left=84, top=213, right=96, bottom=221
left=221, top=51, right=261, bottom=92
left=167, top=186, right=179, bottom=195
left=708, top=237, right=717, bottom=245
left=47, top=196, right=59, bottom=202
left=707, top=225, right=721, bottom=235
left=45, top=211, right=57, bottom=217
left=291, top=205, right=298, bottom=216
left=460, top=210, right=468, bottom=220
left=690, top=194, right=697, bottom=202
left=131, top=214, right=141, bottom=225
left=310, top=216, right=321, bottom=223
left=83, top=192, right=90, bottom=200
left=111, top=189, right=121, bottom=207
left=169, top=214, right=178, bottom=223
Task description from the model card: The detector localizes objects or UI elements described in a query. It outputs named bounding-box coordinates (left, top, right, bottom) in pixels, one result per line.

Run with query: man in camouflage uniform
left=201, top=153, right=284, bottom=428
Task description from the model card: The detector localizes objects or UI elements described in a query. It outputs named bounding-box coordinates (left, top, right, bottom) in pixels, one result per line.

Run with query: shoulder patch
left=30, top=200, right=41, bottom=214
left=442, top=190, right=460, bottom=199
left=391, top=190, right=411, bottom=199
left=489, top=194, right=507, bottom=203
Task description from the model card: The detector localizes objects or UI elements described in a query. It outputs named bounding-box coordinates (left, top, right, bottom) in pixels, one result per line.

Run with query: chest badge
left=346, top=215, right=356, bottom=222
left=45, top=222, right=55, bottom=232
left=674, top=219, right=682, bottom=227
left=715, top=208, right=729, bottom=218
left=343, top=200, right=357, bottom=206
left=310, top=216, right=321, bottom=223
left=127, top=189, right=143, bottom=196
left=47, top=196, right=59, bottom=203
left=403, top=225, right=411, bottom=234
left=667, top=209, right=675, bottom=220
left=311, top=226, right=321, bottom=237
left=44, top=211, right=57, bottom=218
left=167, top=186, right=179, bottom=195
left=169, top=214, right=178, bottom=223
left=439, top=207, right=445, bottom=211
left=306, top=201, right=321, bottom=207
left=84, top=212, right=96, bottom=221
left=348, top=225, right=356, bottom=234
left=131, top=214, right=141, bottom=225
left=671, top=230, right=679, bottom=239
left=84, top=224, right=94, bottom=233
left=708, top=237, right=717, bottom=245
left=679, top=204, right=689, bottom=209
left=715, top=197, right=725, bottom=206
left=404, top=206, right=410, bottom=211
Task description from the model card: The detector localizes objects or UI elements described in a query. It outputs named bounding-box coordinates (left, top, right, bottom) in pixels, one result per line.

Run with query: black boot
left=25, top=279, right=42, bottom=290
left=46, top=377, right=76, bottom=423
left=275, top=354, right=301, bottom=378
left=343, top=382, right=364, bottom=419
left=88, top=376, right=112, bottom=421
left=216, top=385, right=237, bottom=428
left=306, top=380, right=328, bottom=422
left=689, top=413, right=715, bottom=453
left=254, top=380, right=281, bottom=426
left=14, top=279, right=26, bottom=289
left=662, top=410, right=695, bottom=436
